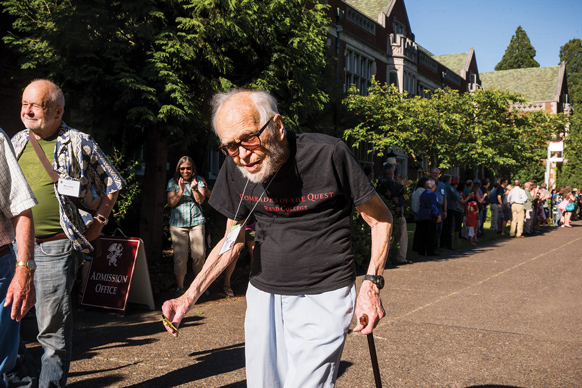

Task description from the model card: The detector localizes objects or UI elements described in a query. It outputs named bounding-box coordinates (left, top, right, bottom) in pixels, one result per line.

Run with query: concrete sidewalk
left=21, top=222, right=582, bottom=387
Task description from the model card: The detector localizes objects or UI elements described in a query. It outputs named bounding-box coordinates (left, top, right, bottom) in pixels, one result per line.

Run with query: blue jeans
left=555, top=207, right=562, bottom=225
left=18, top=239, right=82, bottom=388
left=0, top=248, right=19, bottom=388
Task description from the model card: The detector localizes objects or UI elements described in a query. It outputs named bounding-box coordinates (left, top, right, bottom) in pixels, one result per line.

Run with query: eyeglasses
left=180, top=167, right=192, bottom=171
left=219, top=117, right=273, bottom=157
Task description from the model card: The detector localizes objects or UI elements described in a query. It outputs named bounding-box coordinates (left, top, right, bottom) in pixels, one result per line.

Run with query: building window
left=345, top=49, right=375, bottom=95
left=353, top=141, right=374, bottom=166
left=403, top=71, right=416, bottom=96
left=389, top=71, right=399, bottom=88
left=393, top=19, right=406, bottom=36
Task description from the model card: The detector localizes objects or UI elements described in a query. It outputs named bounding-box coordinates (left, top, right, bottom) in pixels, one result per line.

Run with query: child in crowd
left=466, top=201, right=478, bottom=246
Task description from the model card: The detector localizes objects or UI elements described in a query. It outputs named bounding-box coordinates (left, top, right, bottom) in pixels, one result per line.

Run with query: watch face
left=377, top=276, right=385, bottom=289
left=28, top=260, right=36, bottom=270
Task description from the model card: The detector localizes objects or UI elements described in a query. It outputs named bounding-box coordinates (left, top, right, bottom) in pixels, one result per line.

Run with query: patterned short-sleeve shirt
left=167, top=177, right=205, bottom=228
left=12, top=122, right=126, bottom=253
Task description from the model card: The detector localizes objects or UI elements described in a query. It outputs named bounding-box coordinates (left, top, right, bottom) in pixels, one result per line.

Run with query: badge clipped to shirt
left=57, top=178, right=81, bottom=198
left=219, top=224, right=242, bottom=256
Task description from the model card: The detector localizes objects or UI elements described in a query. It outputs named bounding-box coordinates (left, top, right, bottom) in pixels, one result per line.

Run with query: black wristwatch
left=363, top=275, right=384, bottom=290
left=94, top=214, right=108, bottom=225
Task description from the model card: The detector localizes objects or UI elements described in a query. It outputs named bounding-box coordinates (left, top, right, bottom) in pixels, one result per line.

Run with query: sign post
left=81, top=236, right=155, bottom=314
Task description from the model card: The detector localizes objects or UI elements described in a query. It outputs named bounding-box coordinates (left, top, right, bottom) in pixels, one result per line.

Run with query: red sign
left=81, top=236, right=141, bottom=312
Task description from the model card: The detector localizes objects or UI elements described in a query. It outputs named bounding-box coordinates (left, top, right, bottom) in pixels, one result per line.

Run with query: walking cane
left=360, top=314, right=382, bottom=388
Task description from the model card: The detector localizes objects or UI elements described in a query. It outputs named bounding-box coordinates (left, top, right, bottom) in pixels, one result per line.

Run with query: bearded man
left=162, top=89, right=392, bottom=388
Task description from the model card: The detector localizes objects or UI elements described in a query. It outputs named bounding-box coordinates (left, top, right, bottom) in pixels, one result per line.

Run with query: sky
left=404, top=0, right=582, bottom=73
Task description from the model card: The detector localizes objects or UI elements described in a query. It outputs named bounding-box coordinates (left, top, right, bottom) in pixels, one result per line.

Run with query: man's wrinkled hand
left=353, top=281, right=385, bottom=335
left=161, top=296, right=191, bottom=337
left=5, top=268, right=36, bottom=322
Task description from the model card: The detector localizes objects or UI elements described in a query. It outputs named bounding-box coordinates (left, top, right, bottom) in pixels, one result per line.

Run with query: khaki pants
left=510, top=203, right=525, bottom=237
left=170, top=224, right=206, bottom=277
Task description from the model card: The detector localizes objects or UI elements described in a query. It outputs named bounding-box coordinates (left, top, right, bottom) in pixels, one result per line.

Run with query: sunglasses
left=180, top=167, right=192, bottom=171
left=219, top=117, right=273, bottom=157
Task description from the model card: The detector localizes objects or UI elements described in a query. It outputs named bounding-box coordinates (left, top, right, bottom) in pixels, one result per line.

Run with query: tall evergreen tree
left=495, top=26, right=540, bottom=70
left=560, top=38, right=582, bottom=107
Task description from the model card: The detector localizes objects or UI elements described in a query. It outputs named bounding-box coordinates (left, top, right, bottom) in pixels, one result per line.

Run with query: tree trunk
left=139, top=127, right=168, bottom=263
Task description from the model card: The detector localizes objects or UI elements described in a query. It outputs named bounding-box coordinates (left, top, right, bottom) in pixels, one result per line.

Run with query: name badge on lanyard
left=57, top=178, right=81, bottom=198
left=219, top=224, right=242, bottom=256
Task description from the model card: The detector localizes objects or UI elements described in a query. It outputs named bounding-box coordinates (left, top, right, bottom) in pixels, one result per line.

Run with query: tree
left=495, top=26, right=540, bottom=71
left=2, top=0, right=332, bottom=260
left=560, top=38, right=582, bottom=107
left=343, top=79, right=565, bottom=177
left=557, top=110, right=582, bottom=188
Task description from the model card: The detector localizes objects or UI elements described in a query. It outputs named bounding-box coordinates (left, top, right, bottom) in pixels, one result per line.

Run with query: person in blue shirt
left=415, top=179, right=441, bottom=256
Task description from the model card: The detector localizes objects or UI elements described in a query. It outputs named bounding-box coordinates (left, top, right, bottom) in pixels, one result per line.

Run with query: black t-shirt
left=497, top=186, right=506, bottom=204
left=209, top=131, right=376, bottom=295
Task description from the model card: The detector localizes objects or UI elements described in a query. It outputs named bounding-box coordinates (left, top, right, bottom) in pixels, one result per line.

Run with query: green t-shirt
left=18, top=133, right=63, bottom=238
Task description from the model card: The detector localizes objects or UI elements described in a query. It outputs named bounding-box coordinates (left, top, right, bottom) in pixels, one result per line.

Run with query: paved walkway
left=20, top=222, right=582, bottom=387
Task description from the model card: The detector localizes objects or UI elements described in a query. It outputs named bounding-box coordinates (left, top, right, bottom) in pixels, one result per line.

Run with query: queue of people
left=405, top=172, right=571, bottom=259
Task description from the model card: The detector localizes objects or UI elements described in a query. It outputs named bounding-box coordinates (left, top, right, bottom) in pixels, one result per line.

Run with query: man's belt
left=0, top=244, right=10, bottom=257
left=36, top=233, right=68, bottom=245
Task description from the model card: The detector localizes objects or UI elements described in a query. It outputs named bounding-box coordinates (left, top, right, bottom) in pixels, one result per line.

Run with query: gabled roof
left=480, top=66, right=561, bottom=102
left=344, top=0, right=390, bottom=20
left=433, top=52, right=468, bottom=76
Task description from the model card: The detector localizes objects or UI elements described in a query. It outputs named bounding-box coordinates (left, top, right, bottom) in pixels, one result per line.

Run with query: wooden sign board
left=81, top=236, right=155, bottom=313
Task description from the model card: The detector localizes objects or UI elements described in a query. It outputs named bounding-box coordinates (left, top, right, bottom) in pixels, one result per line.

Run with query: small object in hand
left=360, top=314, right=369, bottom=327
left=161, top=314, right=180, bottom=335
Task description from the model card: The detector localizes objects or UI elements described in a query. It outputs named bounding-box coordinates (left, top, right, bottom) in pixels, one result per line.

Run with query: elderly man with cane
left=162, top=89, right=392, bottom=387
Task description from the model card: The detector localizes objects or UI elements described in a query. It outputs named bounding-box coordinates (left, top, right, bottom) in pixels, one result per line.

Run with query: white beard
left=237, top=134, right=286, bottom=184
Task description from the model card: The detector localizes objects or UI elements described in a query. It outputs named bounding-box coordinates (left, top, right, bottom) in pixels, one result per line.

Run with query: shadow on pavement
left=123, top=342, right=246, bottom=388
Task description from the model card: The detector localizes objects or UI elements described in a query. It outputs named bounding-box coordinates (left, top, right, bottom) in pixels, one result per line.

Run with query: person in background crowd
left=559, top=186, right=576, bottom=228
left=441, top=174, right=461, bottom=250
left=554, top=188, right=564, bottom=226
left=454, top=179, right=470, bottom=244
left=470, top=181, right=485, bottom=242
left=11, top=79, right=125, bottom=388
left=497, top=178, right=509, bottom=235
left=431, top=168, right=447, bottom=248
left=507, top=181, right=526, bottom=238
left=411, top=177, right=429, bottom=221
left=167, top=156, right=210, bottom=297
left=0, top=129, right=37, bottom=388
left=466, top=201, right=478, bottom=246
left=523, top=182, right=535, bottom=236
left=415, top=179, right=441, bottom=256
left=533, top=183, right=547, bottom=231
left=411, top=177, right=429, bottom=254
left=502, top=183, right=513, bottom=234
left=464, top=179, right=472, bottom=197
left=478, top=178, right=490, bottom=236
left=572, top=188, right=579, bottom=221
left=540, top=183, right=551, bottom=227
left=489, top=182, right=499, bottom=231
left=377, top=161, right=412, bottom=265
